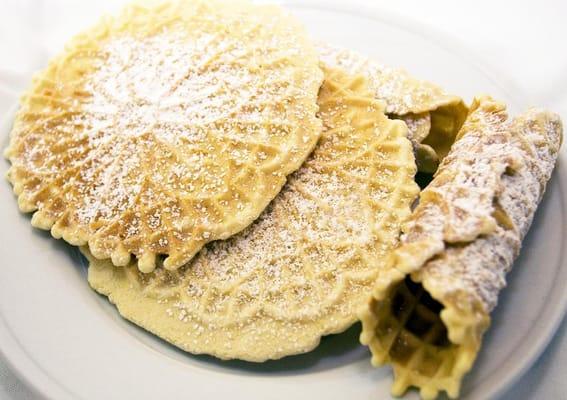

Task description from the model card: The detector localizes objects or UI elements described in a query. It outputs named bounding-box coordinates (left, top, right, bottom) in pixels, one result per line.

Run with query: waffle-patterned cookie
left=360, top=96, right=562, bottom=399
left=86, top=67, right=419, bottom=361
left=319, top=43, right=468, bottom=173
left=5, top=0, right=323, bottom=272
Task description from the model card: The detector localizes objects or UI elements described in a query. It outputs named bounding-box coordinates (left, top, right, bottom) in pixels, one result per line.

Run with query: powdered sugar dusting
left=7, top=0, right=323, bottom=271
left=403, top=97, right=562, bottom=311
left=90, top=69, right=420, bottom=361
left=318, top=43, right=467, bottom=175
left=400, top=113, right=431, bottom=143
left=359, top=98, right=562, bottom=400
left=318, top=43, right=454, bottom=115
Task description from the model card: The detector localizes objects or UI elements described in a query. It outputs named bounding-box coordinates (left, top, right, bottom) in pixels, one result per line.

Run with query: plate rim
left=0, top=1, right=565, bottom=399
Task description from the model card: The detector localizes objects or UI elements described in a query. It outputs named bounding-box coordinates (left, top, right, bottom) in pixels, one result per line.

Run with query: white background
left=0, top=0, right=565, bottom=399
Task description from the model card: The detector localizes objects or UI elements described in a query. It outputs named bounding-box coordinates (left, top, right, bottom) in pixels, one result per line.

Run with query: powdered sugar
left=92, top=69, right=419, bottom=360
left=318, top=43, right=454, bottom=115
left=404, top=98, right=562, bottom=311
left=7, top=0, right=323, bottom=271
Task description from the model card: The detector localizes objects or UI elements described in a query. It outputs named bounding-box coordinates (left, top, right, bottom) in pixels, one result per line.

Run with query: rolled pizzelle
left=359, top=96, right=563, bottom=399
left=318, top=43, right=468, bottom=173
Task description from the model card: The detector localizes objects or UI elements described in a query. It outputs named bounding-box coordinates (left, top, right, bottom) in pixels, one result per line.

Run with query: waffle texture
left=87, top=67, right=419, bottom=361
left=5, top=0, right=323, bottom=272
left=319, top=43, right=468, bottom=173
left=360, top=96, right=563, bottom=399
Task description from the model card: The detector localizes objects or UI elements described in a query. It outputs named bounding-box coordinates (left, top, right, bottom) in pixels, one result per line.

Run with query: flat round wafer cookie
left=86, top=67, right=419, bottom=361
left=4, top=0, right=323, bottom=272
left=319, top=43, right=467, bottom=173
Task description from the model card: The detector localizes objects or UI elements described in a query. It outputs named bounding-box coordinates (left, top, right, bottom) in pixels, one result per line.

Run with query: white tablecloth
left=1, top=0, right=566, bottom=399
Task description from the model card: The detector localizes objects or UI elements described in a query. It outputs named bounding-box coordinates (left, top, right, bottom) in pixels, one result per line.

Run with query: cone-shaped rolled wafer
left=360, top=96, right=562, bottom=399
left=319, top=44, right=468, bottom=173
left=4, top=0, right=323, bottom=272
left=86, top=67, right=419, bottom=361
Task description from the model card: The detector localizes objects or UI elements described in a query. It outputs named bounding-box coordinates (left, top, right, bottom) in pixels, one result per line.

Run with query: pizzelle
left=86, top=67, right=419, bottom=361
left=319, top=43, right=468, bottom=173
left=360, top=96, right=562, bottom=399
left=5, top=0, right=323, bottom=272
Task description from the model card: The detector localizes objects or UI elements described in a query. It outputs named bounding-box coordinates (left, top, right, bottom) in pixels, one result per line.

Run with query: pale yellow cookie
left=360, top=96, right=562, bottom=399
left=5, top=0, right=323, bottom=272
left=87, top=67, right=419, bottom=361
left=319, top=43, right=468, bottom=173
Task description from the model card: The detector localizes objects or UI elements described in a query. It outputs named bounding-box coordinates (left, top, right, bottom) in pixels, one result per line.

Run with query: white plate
left=0, top=1, right=566, bottom=399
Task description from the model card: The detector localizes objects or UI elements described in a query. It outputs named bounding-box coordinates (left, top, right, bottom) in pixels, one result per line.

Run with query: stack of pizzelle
left=4, top=0, right=562, bottom=399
